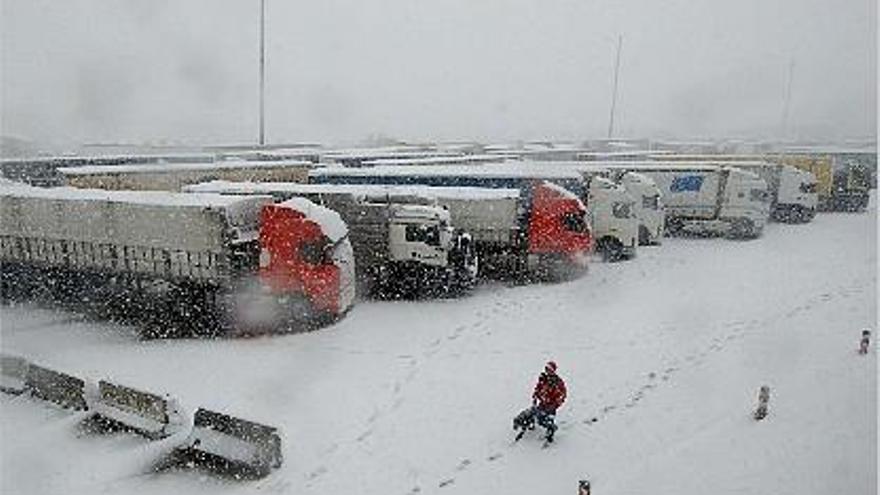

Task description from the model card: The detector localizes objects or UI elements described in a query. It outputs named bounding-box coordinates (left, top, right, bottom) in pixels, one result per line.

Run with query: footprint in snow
left=439, top=478, right=455, bottom=488
left=306, top=466, right=328, bottom=481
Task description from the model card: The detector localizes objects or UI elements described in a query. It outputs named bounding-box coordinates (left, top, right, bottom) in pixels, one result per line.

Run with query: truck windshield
left=642, top=195, right=660, bottom=210
left=612, top=202, right=633, bottom=219
left=299, top=240, right=329, bottom=265
left=561, top=212, right=588, bottom=233
left=405, top=224, right=441, bottom=247
left=849, top=166, right=872, bottom=189
left=750, top=189, right=769, bottom=202
left=799, top=183, right=817, bottom=194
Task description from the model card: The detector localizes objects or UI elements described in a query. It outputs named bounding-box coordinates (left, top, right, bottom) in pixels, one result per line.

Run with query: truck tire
left=638, top=226, right=651, bottom=246
left=665, top=218, right=684, bottom=237
left=597, top=237, right=624, bottom=262
left=727, top=219, right=756, bottom=239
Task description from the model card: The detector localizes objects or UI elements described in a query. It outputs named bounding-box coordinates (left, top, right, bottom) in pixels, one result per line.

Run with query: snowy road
left=2, top=200, right=876, bottom=495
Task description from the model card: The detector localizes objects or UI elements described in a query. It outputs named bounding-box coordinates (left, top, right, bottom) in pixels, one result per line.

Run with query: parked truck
left=0, top=182, right=355, bottom=336
left=645, top=155, right=819, bottom=221
left=308, top=165, right=593, bottom=280
left=781, top=148, right=875, bottom=211
left=581, top=175, right=638, bottom=260
left=505, top=160, right=655, bottom=253
left=655, top=152, right=844, bottom=216
left=727, top=163, right=818, bottom=222
left=58, top=160, right=315, bottom=192
left=608, top=164, right=771, bottom=238
left=1, top=153, right=216, bottom=187
left=185, top=181, right=478, bottom=298
left=617, top=171, right=665, bottom=245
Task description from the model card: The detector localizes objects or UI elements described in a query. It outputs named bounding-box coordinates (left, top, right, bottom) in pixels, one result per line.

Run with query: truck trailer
left=644, top=155, right=819, bottom=222
left=495, top=160, right=653, bottom=254
left=0, top=182, right=355, bottom=336
left=728, top=163, right=818, bottom=222
left=58, top=160, right=315, bottom=192
left=1, top=153, right=216, bottom=187
left=308, top=166, right=593, bottom=280
left=184, top=181, right=479, bottom=298
left=605, top=163, right=771, bottom=238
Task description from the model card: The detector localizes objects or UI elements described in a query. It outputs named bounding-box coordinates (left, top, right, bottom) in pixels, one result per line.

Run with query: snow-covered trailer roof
left=58, top=159, right=315, bottom=176
left=362, top=155, right=506, bottom=167
left=184, top=180, right=520, bottom=202
left=57, top=160, right=315, bottom=192
left=322, top=149, right=460, bottom=164
left=0, top=183, right=272, bottom=253
left=309, top=162, right=586, bottom=197
left=276, top=197, right=348, bottom=243
left=0, top=152, right=217, bottom=168
left=185, top=180, right=523, bottom=245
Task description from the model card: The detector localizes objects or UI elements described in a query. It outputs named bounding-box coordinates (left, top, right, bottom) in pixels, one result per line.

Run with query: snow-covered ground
left=2, top=198, right=876, bottom=495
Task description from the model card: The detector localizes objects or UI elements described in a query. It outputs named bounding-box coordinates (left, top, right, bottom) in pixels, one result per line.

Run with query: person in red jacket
left=532, top=360, right=567, bottom=442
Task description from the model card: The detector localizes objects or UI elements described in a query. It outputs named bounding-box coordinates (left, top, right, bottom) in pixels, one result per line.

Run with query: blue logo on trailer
left=670, top=175, right=704, bottom=192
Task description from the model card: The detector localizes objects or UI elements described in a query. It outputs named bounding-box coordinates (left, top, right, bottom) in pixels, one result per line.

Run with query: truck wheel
left=598, top=237, right=624, bottom=262
left=665, top=218, right=684, bottom=237
left=728, top=219, right=755, bottom=239
left=638, top=226, right=651, bottom=246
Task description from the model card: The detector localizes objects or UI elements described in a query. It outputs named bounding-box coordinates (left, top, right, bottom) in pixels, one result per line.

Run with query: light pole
left=776, top=58, right=795, bottom=169
left=259, top=0, right=266, bottom=146
left=780, top=58, right=794, bottom=141
left=607, top=34, right=623, bottom=140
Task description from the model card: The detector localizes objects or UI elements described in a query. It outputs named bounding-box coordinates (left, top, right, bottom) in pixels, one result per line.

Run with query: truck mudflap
left=175, top=408, right=282, bottom=478
left=91, top=380, right=185, bottom=440
left=24, top=363, right=89, bottom=411
left=0, top=353, right=29, bottom=394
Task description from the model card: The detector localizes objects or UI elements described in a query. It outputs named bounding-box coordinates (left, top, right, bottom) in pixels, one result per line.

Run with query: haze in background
left=1, top=0, right=876, bottom=146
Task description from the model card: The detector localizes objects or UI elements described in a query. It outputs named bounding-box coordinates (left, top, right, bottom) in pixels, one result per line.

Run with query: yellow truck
left=782, top=154, right=872, bottom=212
left=778, top=155, right=833, bottom=210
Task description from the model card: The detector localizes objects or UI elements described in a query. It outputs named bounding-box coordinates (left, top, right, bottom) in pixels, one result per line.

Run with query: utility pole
left=259, top=0, right=266, bottom=146
left=607, top=34, right=623, bottom=140
left=777, top=58, right=795, bottom=163
left=780, top=58, right=795, bottom=141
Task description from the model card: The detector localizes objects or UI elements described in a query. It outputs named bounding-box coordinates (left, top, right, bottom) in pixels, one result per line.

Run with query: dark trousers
left=532, top=405, right=557, bottom=433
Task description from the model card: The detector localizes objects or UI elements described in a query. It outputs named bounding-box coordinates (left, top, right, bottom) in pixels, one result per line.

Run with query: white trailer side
left=183, top=181, right=481, bottom=296
left=0, top=183, right=271, bottom=283
left=187, top=181, right=522, bottom=247
left=59, top=160, right=315, bottom=192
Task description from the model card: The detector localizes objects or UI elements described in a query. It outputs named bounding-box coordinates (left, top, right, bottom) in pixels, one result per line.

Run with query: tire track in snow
left=416, top=276, right=873, bottom=492
left=304, top=288, right=541, bottom=489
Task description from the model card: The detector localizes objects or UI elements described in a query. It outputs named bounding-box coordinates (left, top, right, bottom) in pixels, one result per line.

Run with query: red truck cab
left=526, top=181, right=593, bottom=275
left=257, top=199, right=355, bottom=326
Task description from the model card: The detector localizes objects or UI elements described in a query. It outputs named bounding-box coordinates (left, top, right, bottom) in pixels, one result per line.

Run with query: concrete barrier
left=24, top=364, right=88, bottom=411
left=92, top=380, right=184, bottom=439
left=0, top=353, right=30, bottom=394
left=178, top=408, right=282, bottom=478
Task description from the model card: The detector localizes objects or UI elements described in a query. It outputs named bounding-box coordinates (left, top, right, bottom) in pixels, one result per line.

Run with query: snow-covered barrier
left=177, top=408, right=283, bottom=477
left=0, top=353, right=30, bottom=394
left=24, top=364, right=88, bottom=411
left=92, top=380, right=184, bottom=440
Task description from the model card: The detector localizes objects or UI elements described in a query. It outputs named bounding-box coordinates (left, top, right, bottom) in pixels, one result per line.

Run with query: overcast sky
left=1, top=0, right=876, bottom=146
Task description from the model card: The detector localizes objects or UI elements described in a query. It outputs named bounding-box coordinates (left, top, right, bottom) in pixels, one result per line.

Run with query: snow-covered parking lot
left=2, top=198, right=876, bottom=495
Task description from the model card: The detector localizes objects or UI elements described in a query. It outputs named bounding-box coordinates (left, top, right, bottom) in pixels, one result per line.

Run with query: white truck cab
left=587, top=177, right=639, bottom=260
left=717, top=167, right=771, bottom=237
left=387, top=204, right=456, bottom=268
left=619, top=172, right=665, bottom=245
